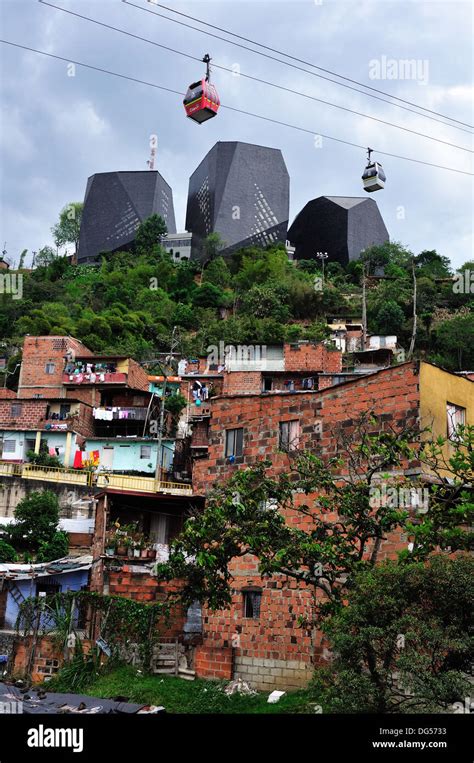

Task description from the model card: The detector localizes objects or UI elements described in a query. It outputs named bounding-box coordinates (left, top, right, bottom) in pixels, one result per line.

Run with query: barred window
left=243, top=589, right=262, bottom=619
left=279, top=420, right=300, bottom=452
left=447, top=403, right=465, bottom=441
left=10, top=404, right=22, bottom=418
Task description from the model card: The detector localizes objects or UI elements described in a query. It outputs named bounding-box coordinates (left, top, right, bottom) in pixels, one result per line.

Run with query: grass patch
left=46, top=664, right=312, bottom=714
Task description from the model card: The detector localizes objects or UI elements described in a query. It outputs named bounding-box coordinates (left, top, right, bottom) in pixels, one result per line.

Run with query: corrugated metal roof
left=0, top=555, right=92, bottom=580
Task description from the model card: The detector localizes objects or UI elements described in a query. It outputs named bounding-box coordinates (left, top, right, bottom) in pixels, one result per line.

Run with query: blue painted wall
left=4, top=569, right=89, bottom=629
left=83, top=439, right=174, bottom=474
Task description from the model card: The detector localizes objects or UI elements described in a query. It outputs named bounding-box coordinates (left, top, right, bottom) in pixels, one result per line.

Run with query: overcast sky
left=0, top=0, right=472, bottom=269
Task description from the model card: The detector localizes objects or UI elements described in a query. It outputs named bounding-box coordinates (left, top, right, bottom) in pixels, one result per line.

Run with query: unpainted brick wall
left=0, top=399, right=47, bottom=428
left=197, top=558, right=317, bottom=689
left=19, top=336, right=92, bottom=398
left=193, top=363, right=420, bottom=494
left=283, top=342, right=342, bottom=373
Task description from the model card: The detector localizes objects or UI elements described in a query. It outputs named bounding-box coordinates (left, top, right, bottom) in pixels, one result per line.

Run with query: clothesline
left=93, top=407, right=144, bottom=420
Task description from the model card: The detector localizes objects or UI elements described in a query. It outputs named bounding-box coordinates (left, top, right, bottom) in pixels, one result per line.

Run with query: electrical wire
left=38, top=2, right=473, bottom=154
left=1, top=39, right=472, bottom=177
left=123, top=0, right=474, bottom=133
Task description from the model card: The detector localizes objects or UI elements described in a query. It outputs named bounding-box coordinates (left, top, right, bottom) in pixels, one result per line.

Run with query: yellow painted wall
left=420, top=362, right=474, bottom=474
left=116, top=359, right=129, bottom=373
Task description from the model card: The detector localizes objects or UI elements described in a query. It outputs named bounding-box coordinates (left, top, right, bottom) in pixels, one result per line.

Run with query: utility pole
left=154, top=326, right=179, bottom=487
left=407, top=257, right=417, bottom=359
left=362, top=261, right=367, bottom=350
left=316, top=252, right=328, bottom=289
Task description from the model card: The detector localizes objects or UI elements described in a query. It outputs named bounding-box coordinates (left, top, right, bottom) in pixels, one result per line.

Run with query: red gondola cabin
left=183, top=54, right=220, bottom=124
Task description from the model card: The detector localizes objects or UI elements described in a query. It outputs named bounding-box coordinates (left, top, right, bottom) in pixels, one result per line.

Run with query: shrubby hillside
left=1, top=215, right=473, bottom=382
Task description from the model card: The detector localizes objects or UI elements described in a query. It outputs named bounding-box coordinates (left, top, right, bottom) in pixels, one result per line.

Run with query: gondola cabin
left=362, top=149, right=386, bottom=192
left=184, top=54, right=220, bottom=124
left=183, top=79, right=220, bottom=123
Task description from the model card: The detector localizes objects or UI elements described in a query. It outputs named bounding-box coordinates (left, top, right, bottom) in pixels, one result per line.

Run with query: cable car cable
left=2, top=39, right=472, bottom=178
left=143, top=1, right=473, bottom=130
left=37, top=2, right=473, bottom=153
left=122, top=0, right=474, bottom=132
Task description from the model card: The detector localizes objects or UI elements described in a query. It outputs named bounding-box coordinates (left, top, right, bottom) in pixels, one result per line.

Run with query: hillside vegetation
left=1, top=216, right=473, bottom=381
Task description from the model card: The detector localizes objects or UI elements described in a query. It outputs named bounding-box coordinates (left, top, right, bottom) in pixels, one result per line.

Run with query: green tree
left=135, top=214, right=167, bottom=254
left=432, top=313, right=474, bottom=370
left=374, top=300, right=406, bottom=335
left=36, top=531, right=69, bottom=563
left=361, top=241, right=412, bottom=278
left=51, top=202, right=83, bottom=253
left=239, top=284, right=290, bottom=322
left=0, top=539, right=17, bottom=562
left=157, top=417, right=472, bottom=615
left=310, top=556, right=473, bottom=713
left=192, top=282, right=227, bottom=309
left=202, top=256, right=231, bottom=288
left=201, top=232, right=225, bottom=263
left=9, top=490, right=63, bottom=552
left=18, top=249, right=28, bottom=269
left=35, top=246, right=57, bottom=269
left=415, top=250, right=452, bottom=279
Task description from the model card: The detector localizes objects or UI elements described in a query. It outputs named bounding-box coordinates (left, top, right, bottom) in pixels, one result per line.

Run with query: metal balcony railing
left=0, top=461, right=193, bottom=495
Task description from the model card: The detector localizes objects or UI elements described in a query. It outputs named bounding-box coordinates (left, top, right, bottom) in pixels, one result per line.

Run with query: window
left=262, top=377, right=272, bottom=392
left=35, top=581, right=60, bottom=597
left=447, top=403, right=466, bottom=441
left=45, top=363, right=55, bottom=375
left=243, top=589, right=262, bottom=619
left=279, top=420, right=300, bottom=452
left=10, top=403, right=22, bottom=418
left=59, top=404, right=71, bottom=419
left=25, top=439, right=36, bottom=459
left=140, top=445, right=152, bottom=459
left=225, top=428, right=243, bottom=458
left=2, top=440, right=16, bottom=454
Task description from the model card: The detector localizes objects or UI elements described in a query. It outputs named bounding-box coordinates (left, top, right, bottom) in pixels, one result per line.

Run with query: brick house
left=187, top=361, right=473, bottom=689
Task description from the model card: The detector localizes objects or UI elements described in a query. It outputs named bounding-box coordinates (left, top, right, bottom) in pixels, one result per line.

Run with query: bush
left=26, top=449, right=62, bottom=468
left=0, top=539, right=17, bottom=562
left=9, top=490, right=61, bottom=552
left=36, top=531, right=69, bottom=562
left=309, top=556, right=474, bottom=713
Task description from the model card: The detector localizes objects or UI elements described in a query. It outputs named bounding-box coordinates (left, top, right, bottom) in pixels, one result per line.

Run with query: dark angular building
left=185, top=141, right=289, bottom=259
left=287, top=196, right=389, bottom=266
left=77, top=171, right=176, bottom=264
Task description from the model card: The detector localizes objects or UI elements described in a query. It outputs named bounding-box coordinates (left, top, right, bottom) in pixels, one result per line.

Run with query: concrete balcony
left=0, top=461, right=193, bottom=496
left=21, top=463, right=89, bottom=486
left=189, top=403, right=211, bottom=418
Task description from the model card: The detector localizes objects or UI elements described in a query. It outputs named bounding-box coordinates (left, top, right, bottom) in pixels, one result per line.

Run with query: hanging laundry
left=89, top=450, right=100, bottom=465
left=73, top=451, right=83, bottom=469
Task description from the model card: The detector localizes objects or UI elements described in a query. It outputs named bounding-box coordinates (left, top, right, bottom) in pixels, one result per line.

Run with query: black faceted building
left=77, top=171, right=176, bottom=264
left=287, top=196, right=389, bottom=266
left=185, top=141, right=289, bottom=259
